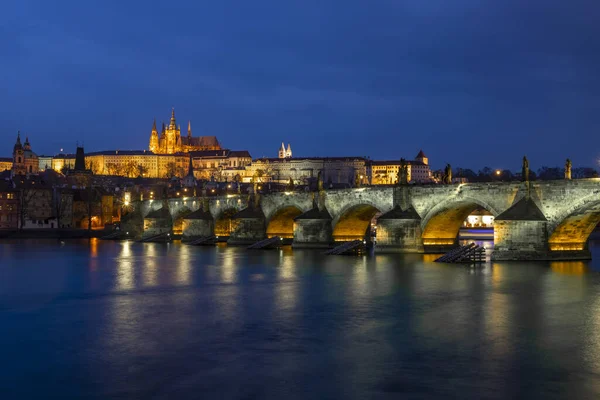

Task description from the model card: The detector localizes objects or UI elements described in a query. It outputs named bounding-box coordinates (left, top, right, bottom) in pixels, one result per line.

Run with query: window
left=7, top=193, right=13, bottom=199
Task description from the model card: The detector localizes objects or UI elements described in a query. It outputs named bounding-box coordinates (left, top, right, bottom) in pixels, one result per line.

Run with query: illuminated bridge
left=130, top=180, right=600, bottom=261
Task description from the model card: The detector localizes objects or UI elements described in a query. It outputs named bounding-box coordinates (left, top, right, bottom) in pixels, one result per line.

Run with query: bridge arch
left=548, top=198, right=600, bottom=251
left=172, top=207, right=192, bottom=235
left=214, top=208, right=239, bottom=237
left=266, top=205, right=304, bottom=238
left=421, top=197, right=500, bottom=246
left=332, top=202, right=383, bottom=242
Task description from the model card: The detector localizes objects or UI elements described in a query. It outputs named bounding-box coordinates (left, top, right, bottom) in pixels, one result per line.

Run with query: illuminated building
left=0, top=157, right=12, bottom=172
left=249, top=156, right=368, bottom=185
left=149, top=109, right=221, bottom=154
left=464, top=208, right=494, bottom=228
left=367, top=150, right=432, bottom=185
left=38, top=155, right=53, bottom=171
left=278, top=143, right=292, bottom=159
left=190, top=149, right=252, bottom=181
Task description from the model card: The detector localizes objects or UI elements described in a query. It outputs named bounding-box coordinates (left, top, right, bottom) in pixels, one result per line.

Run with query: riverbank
left=0, top=228, right=110, bottom=239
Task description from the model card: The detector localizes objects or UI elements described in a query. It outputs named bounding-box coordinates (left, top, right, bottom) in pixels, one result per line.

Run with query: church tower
left=149, top=119, right=159, bottom=153
left=278, top=142, right=292, bottom=159
left=12, top=132, right=25, bottom=176
left=415, top=150, right=428, bottom=165
left=163, top=108, right=181, bottom=154
left=278, top=143, right=286, bottom=159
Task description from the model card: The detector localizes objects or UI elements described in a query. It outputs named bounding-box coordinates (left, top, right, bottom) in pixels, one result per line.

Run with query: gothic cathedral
left=149, top=109, right=222, bottom=154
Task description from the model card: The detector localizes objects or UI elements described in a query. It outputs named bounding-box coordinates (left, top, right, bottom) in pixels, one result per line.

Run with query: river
left=2, top=239, right=600, bottom=399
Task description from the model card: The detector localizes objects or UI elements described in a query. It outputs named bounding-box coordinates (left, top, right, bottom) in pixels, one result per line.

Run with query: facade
left=0, top=181, right=19, bottom=229
left=83, top=151, right=189, bottom=178
left=249, top=157, right=368, bottom=185
left=368, top=150, right=431, bottom=185
left=52, top=153, right=76, bottom=172
left=149, top=109, right=221, bottom=154
left=38, top=156, right=53, bottom=171
left=12, top=133, right=39, bottom=176
left=0, top=157, right=13, bottom=172
left=190, top=149, right=252, bottom=181
left=19, top=187, right=55, bottom=229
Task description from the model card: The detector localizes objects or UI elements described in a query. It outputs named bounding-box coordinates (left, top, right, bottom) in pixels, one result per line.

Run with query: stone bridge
left=133, top=179, right=600, bottom=260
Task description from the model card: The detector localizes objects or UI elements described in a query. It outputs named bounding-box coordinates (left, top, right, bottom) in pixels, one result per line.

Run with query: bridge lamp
left=495, top=170, right=501, bottom=176
left=124, top=201, right=129, bottom=206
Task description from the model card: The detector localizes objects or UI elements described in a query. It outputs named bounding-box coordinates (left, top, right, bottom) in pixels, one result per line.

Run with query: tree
left=53, top=188, right=73, bottom=229
left=455, top=168, right=477, bottom=180
left=123, top=161, right=139, bottom=178
left=537, top=166, right=563, bottom=180
left=136, top=164, right=148, bottom=178
left=573, top=167, right=599, bottom=179
left=477, top=167, right=493, bottom=181
left=106, top=162, right=124, bottom=176
left=165, top=162, right=178, bottom=179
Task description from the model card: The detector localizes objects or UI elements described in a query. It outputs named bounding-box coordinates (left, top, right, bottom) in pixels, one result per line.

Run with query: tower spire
left=152, top=118, right=157, bottom=132
left=170, top=108, right=176, bottom=127
left=188, top=121, right=192, bottom=137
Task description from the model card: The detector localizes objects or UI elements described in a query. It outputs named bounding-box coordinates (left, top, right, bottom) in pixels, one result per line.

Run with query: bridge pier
left=375, top=206, right=424, bottom=253
left=491, top=197, right=551, bottom=261
left=292, top=208, right=333, bottom=248
left=227, top=206, right=266, bottom=246
left=142, top=207, right=172, bottom=240
left=181, top=208, right=214, bottom=242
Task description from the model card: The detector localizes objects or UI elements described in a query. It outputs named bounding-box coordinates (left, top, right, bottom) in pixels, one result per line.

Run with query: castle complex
left=149, top=109, right=221, bottom=154
left=3, top=109, right=432, bottom=184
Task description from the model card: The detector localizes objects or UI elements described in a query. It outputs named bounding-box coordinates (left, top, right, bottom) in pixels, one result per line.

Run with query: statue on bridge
left=443, top=164, right=452, bottom=184
left=287, top=177, right=295, bottom=191
left=565, top=159, right=572, bottom=180
left=522, top=156, right=529, bottom=182
left=317, top=170, right=324, bottom=192
left=398, top=158, right=409, bottom=185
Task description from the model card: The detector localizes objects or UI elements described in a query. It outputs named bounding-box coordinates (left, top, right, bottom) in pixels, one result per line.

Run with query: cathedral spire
left=170, top=108, right=176, bottom=128
left=152, top=118, right=157, bottom=133
left=187, top=121, right=192, bottom=138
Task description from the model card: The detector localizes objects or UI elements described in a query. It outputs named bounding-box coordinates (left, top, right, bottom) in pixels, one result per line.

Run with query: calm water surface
left=2, top=239, right=600, bottom=399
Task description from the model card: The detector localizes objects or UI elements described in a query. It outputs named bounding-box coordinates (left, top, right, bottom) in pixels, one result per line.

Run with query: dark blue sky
left=2, top=0, right=599, bottom=170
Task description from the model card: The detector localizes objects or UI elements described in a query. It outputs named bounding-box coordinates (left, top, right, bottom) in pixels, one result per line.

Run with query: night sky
left=2, top=0, right=599, bottom=170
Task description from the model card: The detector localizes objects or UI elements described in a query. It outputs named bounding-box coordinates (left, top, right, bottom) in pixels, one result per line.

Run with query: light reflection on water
left=2, top=240, right=600, bottom=398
